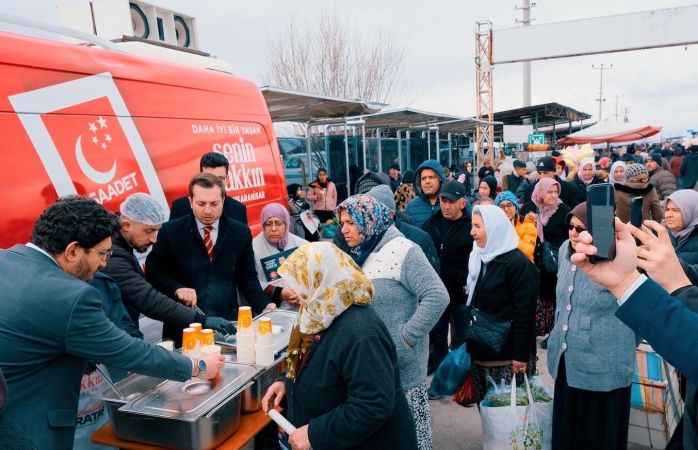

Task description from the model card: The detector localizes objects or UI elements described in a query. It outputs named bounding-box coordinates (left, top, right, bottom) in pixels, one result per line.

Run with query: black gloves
left=204, top=316, right=237, bottom=335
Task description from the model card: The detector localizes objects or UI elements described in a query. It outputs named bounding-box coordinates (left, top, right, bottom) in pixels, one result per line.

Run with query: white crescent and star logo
left=75, top=116, right=117, bottom=184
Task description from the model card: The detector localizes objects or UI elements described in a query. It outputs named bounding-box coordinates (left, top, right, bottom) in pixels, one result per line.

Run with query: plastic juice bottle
left=255, top=318, right=275, bottom=366
left=236, top=306, right=255, bottom=364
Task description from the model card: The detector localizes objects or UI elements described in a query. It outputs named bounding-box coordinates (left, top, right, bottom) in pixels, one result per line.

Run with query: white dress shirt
left=25, top=242, right=58, bottom=266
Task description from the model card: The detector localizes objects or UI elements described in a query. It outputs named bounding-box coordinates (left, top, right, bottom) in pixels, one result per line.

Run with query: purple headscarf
left=261, top=202, right=291, bottom=249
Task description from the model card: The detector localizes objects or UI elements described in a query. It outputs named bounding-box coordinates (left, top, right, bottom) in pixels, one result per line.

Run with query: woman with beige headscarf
left=261, top=242, right=417, bottom=450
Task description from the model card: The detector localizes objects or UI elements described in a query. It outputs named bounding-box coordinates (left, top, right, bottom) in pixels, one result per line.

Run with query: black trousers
left=552, top=355, right=631, bottom=450
left=428, top=303, right=467, bottom=374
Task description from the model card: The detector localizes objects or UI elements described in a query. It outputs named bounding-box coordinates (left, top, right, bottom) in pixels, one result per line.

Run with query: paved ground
left=430, top=337, right=653, bottom=450
left=140, top=319, right=654, bottom=449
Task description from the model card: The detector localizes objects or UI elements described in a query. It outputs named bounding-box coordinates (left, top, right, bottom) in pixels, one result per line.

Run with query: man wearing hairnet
left=101, top=193, right=236, bottom=337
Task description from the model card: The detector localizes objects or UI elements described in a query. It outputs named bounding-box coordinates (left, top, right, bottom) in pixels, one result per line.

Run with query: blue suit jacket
left=617, top=278, right=698, bottom=449
left=0, top=245, right=192, bottom=450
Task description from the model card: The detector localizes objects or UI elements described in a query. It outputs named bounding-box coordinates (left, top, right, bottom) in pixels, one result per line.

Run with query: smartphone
left=630, top=196, right=643, bottom=229
left=586, top=183, right=616, bottom=262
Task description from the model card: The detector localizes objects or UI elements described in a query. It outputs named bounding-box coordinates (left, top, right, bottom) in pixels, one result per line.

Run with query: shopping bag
left=453, top=372, right=478, bottom=406
left=429, top=343, right=471, bottom=397
left=480, top=374, right=553, bottom=450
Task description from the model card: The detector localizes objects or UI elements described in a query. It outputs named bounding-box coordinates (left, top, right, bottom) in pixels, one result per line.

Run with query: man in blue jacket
left=0, top=197, right=224, bottom=450
left=405, top=160, right=445, bottom=227
left=571, top=218, right=698, bottom=449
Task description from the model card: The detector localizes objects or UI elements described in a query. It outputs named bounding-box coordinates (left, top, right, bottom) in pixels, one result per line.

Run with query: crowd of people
left=1, top=141, right=698, bottom=450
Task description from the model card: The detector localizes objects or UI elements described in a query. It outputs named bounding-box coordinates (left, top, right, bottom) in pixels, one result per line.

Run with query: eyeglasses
left=92, top=248, right=113, bottom=260
left=568, top=224, right=586, bottom=234
left=264, top=220, right=286, bottom=229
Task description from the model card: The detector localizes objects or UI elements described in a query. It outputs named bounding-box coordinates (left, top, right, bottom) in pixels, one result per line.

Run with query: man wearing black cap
left=422, top=180, right=474, bottom=375
left=521, top=156, right=584, bottom=215
left=502, top=159, right=528, bottom=195
left=646, top=153, right=677, bottom=200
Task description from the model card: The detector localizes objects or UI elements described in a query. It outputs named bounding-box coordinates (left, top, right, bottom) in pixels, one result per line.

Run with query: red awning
left=557, top=125, right=662, bottom=145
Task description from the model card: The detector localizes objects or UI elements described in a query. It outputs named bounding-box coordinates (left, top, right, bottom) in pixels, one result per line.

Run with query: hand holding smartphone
left=586, top=183, right=616, bottom=262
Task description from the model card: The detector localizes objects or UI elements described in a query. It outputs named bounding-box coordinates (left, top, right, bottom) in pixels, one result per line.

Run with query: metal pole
left=426, top=129, right=431, bottom=161
left=592, top=63, right=612, bottom=121
left=376, top=128, right=382, bottom=173
left=447, top=132, right=453, bottom=168
left=344, top=124, right=351, bottom=196
left=397, top=130, right=403, bottom=172
left=406, top=130, right=412, bottom=170
left=361, top=124, right=367, bottom=173
left=305, top=122, right=312, bottom=185
left=520, top=0, right=533, bottom=106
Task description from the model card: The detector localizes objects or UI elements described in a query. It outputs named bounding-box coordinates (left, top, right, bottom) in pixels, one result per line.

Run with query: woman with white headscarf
left=261, top=242, right=418, bottom=450
left=466, top=205, right=539, bottom=402
left=665, top=190, right=698, bottom=265
left=572, top=157, right=603, bottom=192
left=609, top=160, right=627, bottom=185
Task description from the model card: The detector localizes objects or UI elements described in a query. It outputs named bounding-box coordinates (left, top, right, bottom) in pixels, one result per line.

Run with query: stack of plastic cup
left=255, top=318, right=275, bottom=366
left=236, top=306, right=255, bottom=364
left=182, top=328, right=197, bottom=355
left=189, top=322, right=203, bottom=355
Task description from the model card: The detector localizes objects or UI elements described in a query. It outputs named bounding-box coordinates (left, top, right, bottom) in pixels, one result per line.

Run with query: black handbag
left=537, top=240, right=559, bottom=274
left=463, top=305, right=512, bottom=355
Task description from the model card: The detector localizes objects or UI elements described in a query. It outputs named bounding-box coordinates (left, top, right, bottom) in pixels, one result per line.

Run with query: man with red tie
left=146, top=173, right=273, bottom=343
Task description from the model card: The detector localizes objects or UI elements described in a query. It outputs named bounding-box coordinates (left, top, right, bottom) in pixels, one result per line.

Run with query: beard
left=73, top=257, right=94, bottom=281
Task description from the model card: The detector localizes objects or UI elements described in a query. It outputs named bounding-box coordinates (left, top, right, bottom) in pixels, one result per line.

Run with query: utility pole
left=614, top=94, right=624, bottom=123
left=516, top=0, right=535, bottom=106
left=592, top=63, right=612, bottom=122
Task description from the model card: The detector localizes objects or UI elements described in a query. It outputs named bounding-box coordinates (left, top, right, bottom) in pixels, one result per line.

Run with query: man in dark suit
left=169, top=151, right=248, bottom=224
left=0, top=197, right=224, bottom=450
left=147, top=173, right=273, bottom=343
left=104, top=193, right=236, bottom=336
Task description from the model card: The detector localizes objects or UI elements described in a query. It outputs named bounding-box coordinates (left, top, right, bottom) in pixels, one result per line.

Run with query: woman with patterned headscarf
left=261, top=242, right=417, bottom=450
left=495, top=190, right=537, bottom=262
left=335, top=195, right=448, bottom=450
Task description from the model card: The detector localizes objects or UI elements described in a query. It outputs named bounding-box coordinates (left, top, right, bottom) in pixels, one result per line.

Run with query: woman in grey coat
left=336, top=194, right=449, bottom=450
left=547, top=202, right=637, bottom=449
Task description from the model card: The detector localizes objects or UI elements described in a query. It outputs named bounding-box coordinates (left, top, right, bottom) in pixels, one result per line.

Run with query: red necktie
left=203, top=225, right=214, bottom=261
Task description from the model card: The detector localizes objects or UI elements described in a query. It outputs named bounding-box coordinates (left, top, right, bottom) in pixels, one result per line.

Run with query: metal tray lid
left=118, top=362, right=258, bottom=421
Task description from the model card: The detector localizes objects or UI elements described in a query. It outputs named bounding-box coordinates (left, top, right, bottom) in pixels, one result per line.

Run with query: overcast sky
left=6, top=0, right=698, bottom=136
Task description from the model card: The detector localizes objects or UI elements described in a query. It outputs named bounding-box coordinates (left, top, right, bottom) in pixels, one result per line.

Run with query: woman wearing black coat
left=532, top=177, right=571, bottom=342
left=466, top=205, right=539, bottom=402
left=262, top=242, right=417, bottom=450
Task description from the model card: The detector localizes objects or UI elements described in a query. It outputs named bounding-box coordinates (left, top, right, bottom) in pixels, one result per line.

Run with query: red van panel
left=0, top=32, right=286, bottom=247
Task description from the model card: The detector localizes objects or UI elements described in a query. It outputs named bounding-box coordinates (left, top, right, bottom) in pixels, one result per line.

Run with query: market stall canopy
left=557, top=121, right=662, bottom=145
left=432, top=117, right=504, bottom=134
left=494, top=102, right=591, bottom=127
left=313, top=107, right=465, bottom=130
left=260, top=86, right=382, bottom=122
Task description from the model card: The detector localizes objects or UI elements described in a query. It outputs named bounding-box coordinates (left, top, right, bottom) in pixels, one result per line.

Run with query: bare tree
left=266, top=10, right=405, bottom=103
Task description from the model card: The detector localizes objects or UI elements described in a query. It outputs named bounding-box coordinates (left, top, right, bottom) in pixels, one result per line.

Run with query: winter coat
left=547, top=241, right=636, bottom=391
left=394, top=183, right=416, bottom=212
left=670, top=155, right=684, bottom=178
left=538, top=204, right=572, bottom=251
left=649, top=167, right=677, bottom=200
left=614, top=182, right=664, bottom=223
left=570, top=174, right=603, bottom=194
left=501, top=173, right=526, bottom=195
left=468, top=249, right=539, bottom=363
left=405, top=160, right=445, bottom=227
left=680, top=152, right=698, bottom=189
left=422, top=210, right=473, bottom=305
left=521, top=177, right=583, bottom=216
left=514, top=216, right=537, bottom=262
left=361, top=225, right=449, bottom=389
left=285, top=305, right=418, bottom=450
left=674, top=226, right=698, bottom=265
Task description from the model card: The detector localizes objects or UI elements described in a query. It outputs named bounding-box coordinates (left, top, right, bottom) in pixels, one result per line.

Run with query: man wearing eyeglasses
left=0, top=197, right=224, bottom=450
left=146, top=173, right=274, bottom=345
